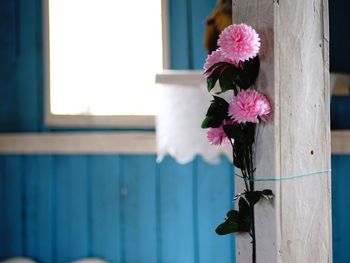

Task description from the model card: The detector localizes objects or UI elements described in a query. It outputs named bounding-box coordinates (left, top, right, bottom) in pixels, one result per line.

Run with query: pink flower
left=228, top=89, right=271, bottom=123
left=218, top=24, right=260, bottom=63
left=203, top=49, right=237, bottom=76
left=207, top=120, right=235, bottom=146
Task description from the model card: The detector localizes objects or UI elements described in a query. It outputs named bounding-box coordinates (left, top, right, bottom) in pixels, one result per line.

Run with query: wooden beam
left=0, top=132, right=156, bottom=154
left=233, top=0, right=332, bottom=262
left=0, top=130, right=347, bottom=154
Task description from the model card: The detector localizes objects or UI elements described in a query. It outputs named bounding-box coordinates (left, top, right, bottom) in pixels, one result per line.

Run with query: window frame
left=43, top=0, right=169, bottom=128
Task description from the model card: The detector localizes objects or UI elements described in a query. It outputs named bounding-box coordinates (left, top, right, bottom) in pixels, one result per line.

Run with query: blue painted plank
left=23, top=156, right=54, bottom=262
left=169, top=0, right=191, bottom=69
left=16, top=0, right=39, bottom=131
left=0, top=0, right=19, bottom=132
left=120, top=155, right=157, bottom=263
left=55, top=156, right=89, bottom=262
left=329, top=0, right=350, bottom=73
left=0, top=156, right=6, bottom=259
left=158, top=156, right=196, bottom=263
left=89, top=156, right=121, bottom=262
left=0, top=156, right=23, bottom=258
left=0, top=0, right=17, bottom=74
left=196, top=156, right=235, bottom=263
left=190, top=0, right=217, bottom=69
left=332, top=155, right=350, bottom=263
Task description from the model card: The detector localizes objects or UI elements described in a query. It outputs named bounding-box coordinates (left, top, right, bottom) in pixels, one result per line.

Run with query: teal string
left=235, top=169, right=331, bottom=182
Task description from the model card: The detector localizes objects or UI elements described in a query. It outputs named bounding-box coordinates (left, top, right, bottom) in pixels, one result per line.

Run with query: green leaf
left=235, top=56, right=260, bottom=89
left=232, top=141, right=245, bottom=169
left=223, top=123, right=255, bottom=145
left=245, top=191, right=262, bottom=206
left=207, top=76, right=218, bottom=92
left=223, top=125, right=245, bottom=143
left=237, top=197, right=252, bottom=232
left=215, top=199, right=254, bottom=236
left=206, top=63, right=228, bottom=92
left=238, top=197, right=250, bottom=216
left=215, top=210, right=240, bottom=235
left=218, top=67, right=237, bottom=92
left=261, top=189, right=274, bottom=200
left=243, top=123, right=256, bottom=145
left=201, top=116, right=222, bottom=129
left=201, top=96, right=229, bottom=128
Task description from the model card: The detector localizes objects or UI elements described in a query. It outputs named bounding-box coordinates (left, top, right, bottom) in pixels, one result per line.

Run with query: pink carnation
left=228, top=89, right=271, bottom=123
left=218, top=23, right=260, bottom=63
left=203, top=49, right=237, bottom=75
left=207, top=120, right=235, bottom=146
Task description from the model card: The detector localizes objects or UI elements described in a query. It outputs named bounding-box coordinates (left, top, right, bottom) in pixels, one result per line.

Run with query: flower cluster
left=201, top=23, right=273, bottom=263
left=202, top=23, right=270, bottom=145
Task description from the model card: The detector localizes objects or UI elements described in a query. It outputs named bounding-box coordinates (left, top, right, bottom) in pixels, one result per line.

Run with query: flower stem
left=250, top=179, right=256, bottom=263
left=248, top=143, right=256, bottom=263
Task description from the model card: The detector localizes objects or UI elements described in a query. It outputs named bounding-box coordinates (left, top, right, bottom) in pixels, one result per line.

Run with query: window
left=44, top=0, right=167, bottom=127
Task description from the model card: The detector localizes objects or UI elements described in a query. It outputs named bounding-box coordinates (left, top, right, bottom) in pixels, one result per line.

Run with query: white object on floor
left=0, top=258, right=37, bottom=263
left=70, top=258, right=108, bottom=263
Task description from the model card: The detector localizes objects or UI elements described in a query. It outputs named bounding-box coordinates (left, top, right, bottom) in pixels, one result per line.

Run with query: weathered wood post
left=233, top=0, right=332, bottom=262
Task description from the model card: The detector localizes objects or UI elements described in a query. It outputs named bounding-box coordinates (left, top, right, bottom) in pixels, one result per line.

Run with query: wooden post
left=233, top=0, right=332, bottom=262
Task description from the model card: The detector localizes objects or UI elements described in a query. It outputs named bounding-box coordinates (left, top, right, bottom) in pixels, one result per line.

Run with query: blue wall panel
left=23, top=156, right=54, bottom=262
left=158, top=156, right=197, bottom=263
left=0, top=155, right=236, bottom=263
left=0, top=156, right=24, bottom=257
left=332, top=155, right=350, bottom=263
left=120, top=156, right=158, bottom=263
left=190, top=0, right=217, bottom=69
left=89, top=156, right=121, bottom=262
left=329, top=0, right=350, bottom=73
left=197, top=157, right=234, bottom=263
left=55, top=156, right=89, bottom=262
left=0, top=0, right=43, bottom=132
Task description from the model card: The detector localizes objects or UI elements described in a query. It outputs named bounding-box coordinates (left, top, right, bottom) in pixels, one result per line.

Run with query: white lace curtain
left=156, top=71, right=231, bottom=164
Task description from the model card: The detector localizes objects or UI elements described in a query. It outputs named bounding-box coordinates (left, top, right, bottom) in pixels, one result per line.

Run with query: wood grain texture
left=233, top=0, right=332, bottom=262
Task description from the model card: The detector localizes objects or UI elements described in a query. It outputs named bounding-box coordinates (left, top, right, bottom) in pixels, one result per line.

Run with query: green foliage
left=234, top=56, right=260, bottom=90
left=201, top=96, right=229, bottom=128
left=223, top=123, right=255, bottom=145
left=215, top=190, right=274, bottom=236
left=203, top=54, right=273, bottom=243
left=215, top=197, right=251, bottom=235
left=205, top=57, right=260, bottom=93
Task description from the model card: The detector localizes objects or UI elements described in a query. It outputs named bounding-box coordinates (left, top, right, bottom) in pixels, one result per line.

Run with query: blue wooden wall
left=1, top=0, right=350, bottom=262
left=0, top=0, right=236, bottom=262
left=0, top=155, right=234, bottom=262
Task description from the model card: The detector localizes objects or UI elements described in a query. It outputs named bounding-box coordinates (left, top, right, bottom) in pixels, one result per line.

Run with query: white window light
left=44, top=0, right=168, bottom=128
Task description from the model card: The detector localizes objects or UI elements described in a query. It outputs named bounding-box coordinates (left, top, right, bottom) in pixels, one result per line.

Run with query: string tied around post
left=234, top=168, right=331, bottom=182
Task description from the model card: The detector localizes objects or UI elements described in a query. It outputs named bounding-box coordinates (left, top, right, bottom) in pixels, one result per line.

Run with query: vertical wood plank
left=331, top=155, right=350, bottom=263
left=0, top=0, right=19, bottom=132
left=0, top=0, right=17, bottom=71
left=0, top=156, right=23, bottom=258
left=16, top=0, right=39, bottom=131
left=329, top=0, right=350, bottom=73
left=120, top=155, right=157, bottom=262
left=0, top=156, right=5, bottom=259
left=158, top=156, right=196, bottom=263
left=90, top=155, right=121, bottom=262
left=233, top=0, right=332, bottom=262
left=55, top=155, right=89, bottom=262
left=168, top=0, right=191, bottom=69
left=23, top=155, right=54, bottom=262
left=196, top=156, right=234, bottom=263
left=190, top=0, right=217, bottom=69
